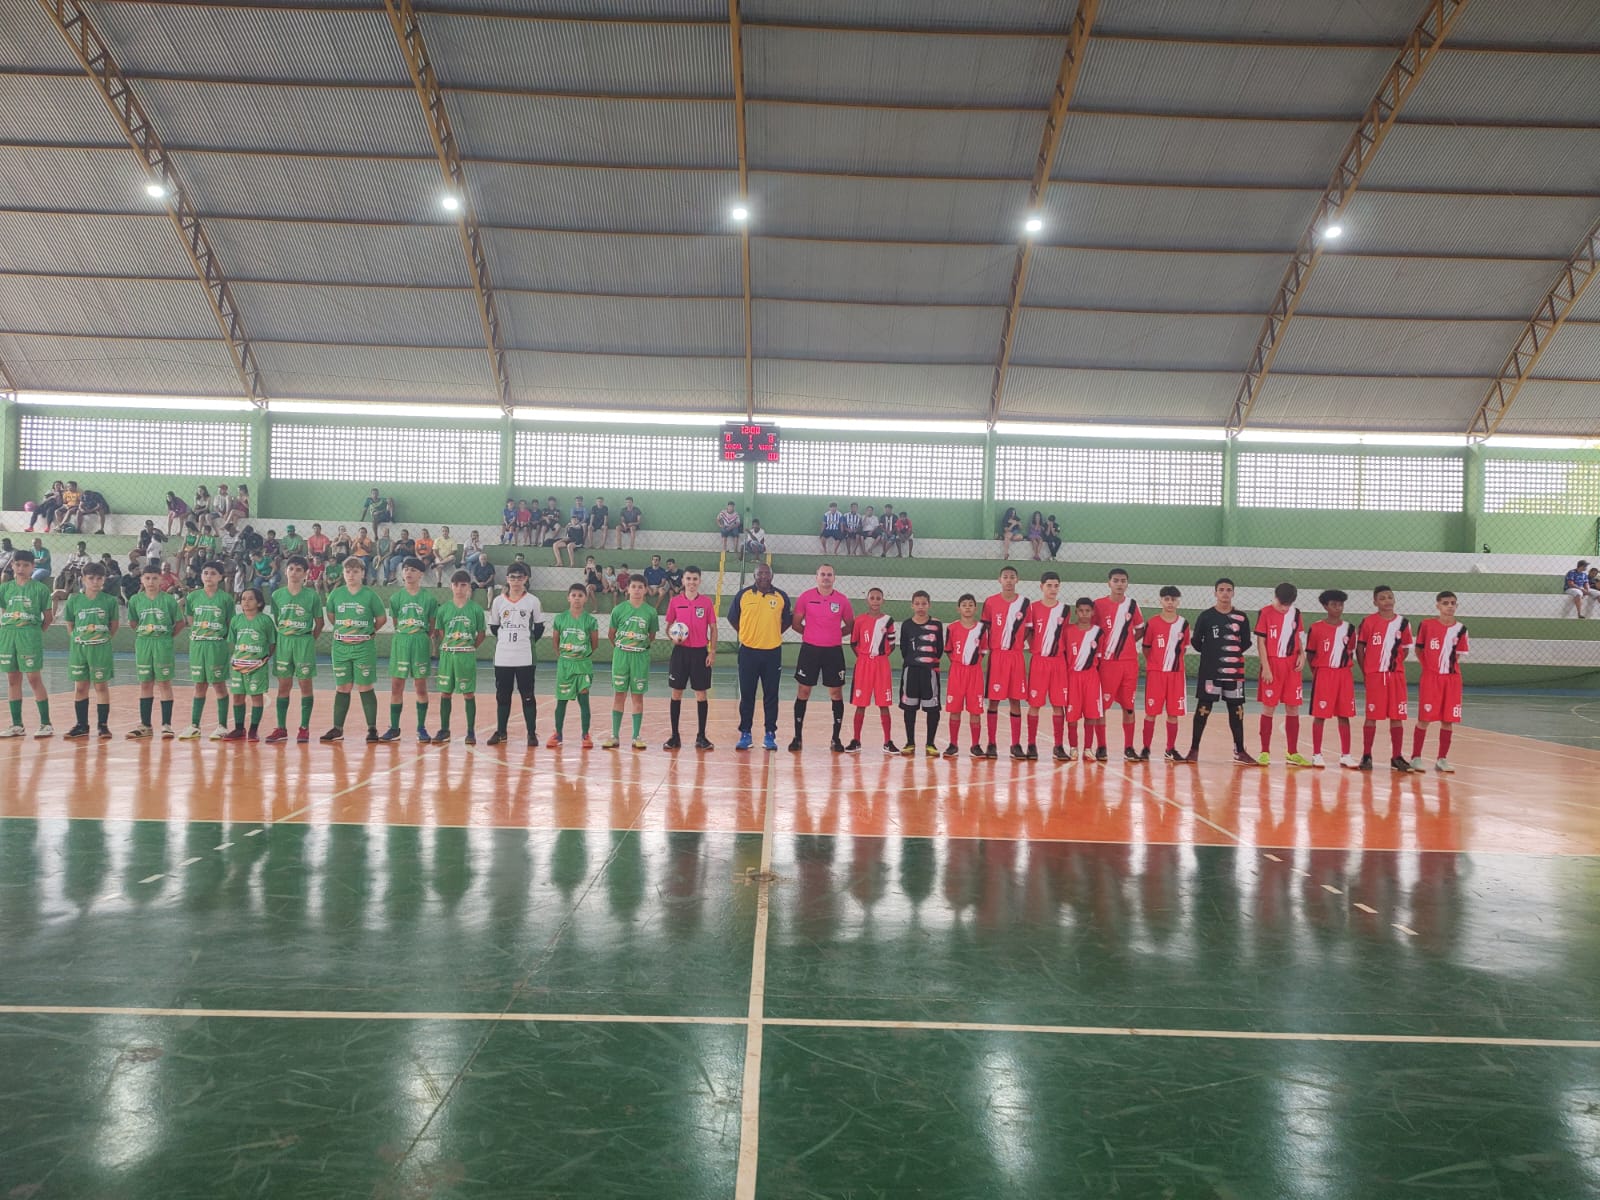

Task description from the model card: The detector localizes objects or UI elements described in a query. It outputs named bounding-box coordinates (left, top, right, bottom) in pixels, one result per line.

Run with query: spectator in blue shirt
left=1564, top=560, right=1599, bottom=618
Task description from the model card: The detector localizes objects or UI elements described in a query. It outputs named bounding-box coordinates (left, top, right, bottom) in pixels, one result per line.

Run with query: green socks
left=139, top=697, right=153, bottom=726
left=97, top=703, right=109, bottom=728
left=8, top=700, right=20, bottom=726
left=249, top=705, right=263, bottom=734
left=38, top=699, right=49, bottom=725
left=191, top=696, right=205, bottom=726
left=216, top=696, right=229, bottom=725
left=464, top=697, right=476, bottom=734
left=161, top=700, right=173, bottom=725
left=611, top=708, right=623, bottom=739
left=75, top=698, right=89, bottom=725
left=359, top=690, right=377, bottom=728
left=438, top=696, right=453, bottom=734
left=276, top=696, right=289, bottom=726
left=332, top=691, right=351, bottom=728
left=300, top=696, right=313, bottom=727
left=632, top=711, right=642, bottom=740
left=415, top=701, right=428, bottom=729
left=233, top=702, right=246, bottom=728
left=390, top=702, right=403, bottom=729
left=554, top=699, right=567, bottom=736
left=577, top=692, right=591, bottom=733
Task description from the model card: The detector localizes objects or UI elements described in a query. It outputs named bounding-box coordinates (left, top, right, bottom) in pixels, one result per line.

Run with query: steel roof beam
left=1466, top=213, right=1600, bottom=441
left=382, top=0, right=510, bottom=413
left=37, top=0, right=266, bottom=407
left=986, top=0, right=1099, bottom=427
left=729, top=0, right=753, bottom=421
left=1224, top=0, right=1469, bottom=435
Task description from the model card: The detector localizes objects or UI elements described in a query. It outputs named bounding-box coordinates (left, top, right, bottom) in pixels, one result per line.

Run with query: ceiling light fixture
left=1322, top=223, right=1344, bottom=241
left=1023, top=216, right=1044, bottom=235
left=440, top=194, right=461, bottom=212
left=730, top=204, right=750, bottom=222
left=145, top=181, right=167, bottom=199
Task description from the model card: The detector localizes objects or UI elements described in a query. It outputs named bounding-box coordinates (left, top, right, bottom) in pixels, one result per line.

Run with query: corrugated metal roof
left=755, top=359, right=990, bottom=417
left=752, top=239, right=1016, bottom=303
left=0, top=146, right=163, bottom=213
left=420, top=0, right=724, bottom=14
left=175, top=153, right=447, bottom=222
left=89, top=4, right=406, bottom=84
left=1563, top=284, right=1600, bottom=324
left=509, top=350, right=742, bottom=411
left=424, top=12, right=730, bottom=95
left=486, top=229, right=740, bottom=295
left=744, top=26, right=1064, bottom=107
left=1075, top=40, right=1391, bottom=118
left=473, top=164, right=738, bottom=233
left=1297, top=254, right=1566, bottom=320
left=999, top=366, right=1237, bottom=423
left=0, top=332, right=243, bottom=397
left=256, top=342, right=496, bottom=402
left=1362, top=125, right=1600, bottom=195
left=1025, top=246, right=1286, bottom=311
left=754, top=299, right=1001, bottom=362
left=1339, top=192, right=1600, bottom=259
left=450, top=94, right=733, bottom=167
left=0, top=74, right=127, bottom=144
left=0, top=0, right=89, bottom=71
left=0, top=212, right=196, bottom=279
left=1270, top=316, right=1523, bottom=377
left=1060, top=113, right=1349, bottom=188
left=231, top=283, right=485, bottom=348
left=1405, top=51, right=1600, bottom=124
left=1012, top=309, right=1262, bottom=370
left=1529, top=326, right=1600, bottom=381
left=500, top=292, right=744, bottom=355
left=1043, top=183, right=1317, bottom=251
left=134, top=80, right=432, bottom=156
left=1492, top=381, right=1600, bottom=437
left=205, top=219, right=471, bottom=288
left=1092, top=0, right=1422, bottom=41
left=1247, top=375, right=1485, bottom=432
left=749, top=173, right=1026, bottom=241
left=747, top=104, right=1041, bottom=177
left=0, top=275, right=217, bottom=339
left=1442, top=0, right=1600, bottom=49
left=740, top=0, right=1080, bottom=33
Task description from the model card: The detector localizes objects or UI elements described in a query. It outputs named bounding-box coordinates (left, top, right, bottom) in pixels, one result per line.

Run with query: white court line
left=1460, top=724, right=1600, bottom=766
left=0, top=1004, right=740, bottom=1025
left=1117, top=768, right=1241, bottom=843
left=733, top=750, right=778, bottom=1200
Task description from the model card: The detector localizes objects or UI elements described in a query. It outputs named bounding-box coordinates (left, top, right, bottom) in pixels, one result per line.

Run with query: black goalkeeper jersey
left=899, top=619, right=945, bottom=668
left=1191, top=607, right=1253, bottom=685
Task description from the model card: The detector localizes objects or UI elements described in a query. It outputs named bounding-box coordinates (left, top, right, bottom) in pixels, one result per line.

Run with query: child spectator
left=56, top=541, right=92, bottom=592
left=643, top=555, right=668, bottom=606
left=876, top=504, right=897, bottom=554
left=58, top=480, right=83, bottom=531
left=514, top=498, right=534, bottom=545
left=860, top=506, right=879, bottom=550
left=717, top=501, right=742, bottom=553
left=414, top=529, right=437, bottom=579
left=553, top=510, right=585, bottom=567
left=1563, top=560, right=1598, bottom=618
left=819, top=502, right=844, bottom=554
left=842, top=503, right=864, bottom=556
left=743, top=520, right=768, bottom=560
left=306, top=524, right=331, bottom=560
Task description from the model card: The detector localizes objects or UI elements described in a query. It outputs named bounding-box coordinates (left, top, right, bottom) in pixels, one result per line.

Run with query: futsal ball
left=22, top=501, right=33, bottom=513
left=667, top=620, right=690, bottom=644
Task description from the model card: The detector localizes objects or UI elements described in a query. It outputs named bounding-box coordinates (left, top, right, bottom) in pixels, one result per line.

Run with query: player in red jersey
left=1094, top=569, right=1144, bottom=760
left=1255, top=581, right=1309, bottom=767
left=1022, top=572, right=1069, bottom=761
left=1140, top=586, right=1190, bottom=762
left=1305, top=589, right=1358, bottom=768
left=1357, top=584, right=1414, bottom=772
left=981, top=566, right=1030, bottom=759
left=943, top=593, right=986, bottom=758
left=845, top=587, right=897, bottom=754
left=1064, top=598, right=1104, bottom=761
left=1411, top=590, right=1468, bottom=774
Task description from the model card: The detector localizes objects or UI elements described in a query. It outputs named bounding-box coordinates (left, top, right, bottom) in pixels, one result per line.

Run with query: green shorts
left=229, top=660, right=272, bottom=696
left=331, top=640, right=378, bottom=687
left=188, top=639, right=229, bottom=684
left=389, top=634, right=433, bottom=680
left=555, top=657, right=593, bottom=700
left=611, top=649, right=651, bottom=695
left=69, top=641, right=115, bottom=684
left=436, top=651, right=477, bottom=695
left=274, top=635, right=317, bottom=681
left=0, top=629, right=43, bottom=674
left=135, top=637, right=176, bottom=683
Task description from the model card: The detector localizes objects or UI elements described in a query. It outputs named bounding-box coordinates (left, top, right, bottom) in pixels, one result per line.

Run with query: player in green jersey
left=126, top=563, right=186, bottom=737
left=63, top=563, right=119, bottom=740
left=0, top=550, right=55, bottom=737
left=177, top=562, right=236, bottom=740
left=381, top=557, right=439, bottom=743
left=548, top=582, right=599, bottom=749
left=266, top=554, right=324, bottom=744
left=433, top=571, right=487, bottom=745
left=603, top=576, right=660, bottom=750
left=320, top=556, right=387, bottom=743
left=223, top=587, right=276, bottom=741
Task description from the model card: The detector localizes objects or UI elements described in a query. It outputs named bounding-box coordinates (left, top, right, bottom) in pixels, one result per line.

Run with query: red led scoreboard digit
left=721, top=422, right=780, bottom=463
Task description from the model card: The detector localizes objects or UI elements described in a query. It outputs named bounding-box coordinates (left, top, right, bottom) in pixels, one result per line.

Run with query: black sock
left=522, top=699, right=536, bottom=736
left=903, top=708, right=916, bottom=745
left=831, top=699, right=844, bottom=741
left=926, top=710, right=940, bottom=744
left=793, top=698, right=808, bottom=737
left=697, top=699, right=708, bottom=737
left=74, top=698, right=89, bottom=725
left=1227, top=702, right=1246, bottom=752
left=97, top=703, right=110, bottom=728
left=670, top=698, right=682, bottom=737
left=496, top=696, right=511, bottom=736
left=1188, top=710, right=1209, bottom=755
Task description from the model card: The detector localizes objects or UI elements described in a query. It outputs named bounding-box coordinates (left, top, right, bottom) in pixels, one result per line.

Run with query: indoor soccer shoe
left=943, top=744, right=960, bottom=758
left=365, top=728, right=381, bottom=743
left=295, top=727, right=309, bottom=744
left=318, top=727, right=343, bottom=742
left=1164, top=749, right=1186, bottom=763
left=379, top=727, right=402, bottom=742
left=883, top=740, right=900, bottom=755
left=1232, top=750, right=1257, bottom=766
left=1311, top=753, right=1326, bottom=768
left=1123, top=747, right=1140, bottom=762
left=788, top=737, right=802, bottom=752
left=1339, top=754, right=1359, bottom=769
left=631, top=738, right=646, bottom=750
left=125, top=725, right=153, bottom=740
left=177, top=725, right=202, bottom=740
left=1389, top=755, right=1413, bottom=773
left=900, top=743, right=915, bottom=757
left=1025, top=744, right=1039, bottom=761
left=925, top=744, right=939, bottom=758
left=209, top=725, right=227, bottom=741
left=0, top=726, right=23, bottom=739
left=1137, top=747, right=1151, bottom=762
left=64, top=724, right=90, bottom=740
left=831, top=738, right=847, bottom=754
left=1286, top=753, right=1312, bottom=768
left=222, top=727, right=246, bottom=741
left=433, top=732, right=451, bottom=745
left=1256, top=751, right=1272, bottom=766
left=33, top=725, right=53, bottom=738
left=1435, top=758, right=1454, bottom=773
left=547, top=733, right=564, bottom=749
left=264, top=727, right=288, bottom=744
left=844, top=739, right=861, bottom=753
left=1009, top=744, right=1027, bottom=760
left=694, top=735, right=715, bottom=751
left=464, top=732, right=477, bottom=746
left=1357, top=754, right=1373, bottom=771
left=762, top=733, right=777, bottom=751
left=1052, top=746, right=1069, bottom=762
left=735, top=732, right=752, bottom=751
left=417, top=729, right=433, bottom=744
left=663, top=735, right=681, bottom=751
left=98, top=726, right=112, bottom=739
left=601, top=736, right=619, bottom=749
left=581, top=734, right=594, bottom=749
left=1094, top=747, right=1108, bottom=763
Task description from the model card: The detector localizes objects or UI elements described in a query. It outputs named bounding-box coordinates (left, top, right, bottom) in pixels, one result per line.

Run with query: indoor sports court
left=3, top=0, right=1600, bottom=1197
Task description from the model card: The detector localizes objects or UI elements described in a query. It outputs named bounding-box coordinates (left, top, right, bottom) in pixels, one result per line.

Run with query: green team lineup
left=5, top=551, right=1468, bottom=773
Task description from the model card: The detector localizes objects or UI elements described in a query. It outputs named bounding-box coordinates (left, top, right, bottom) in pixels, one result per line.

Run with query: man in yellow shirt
left=727, top=561, right=791, bottom=752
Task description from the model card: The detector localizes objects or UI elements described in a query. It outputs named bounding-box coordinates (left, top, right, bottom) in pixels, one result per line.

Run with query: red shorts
left=1364, top=671, right=1409, bottom=721
left=946, top=662, right=984, bottom=713
left=1026, top=656, right=1067, bottom=708
left=1310, top=668, right=1355, bottom=719
left=1418, top=673, right=1463, bottom=724
left=1143, top=669, right=1187, bottom=718
left=850, top=656, right=892, bottom=707
left=1257, top=656, right=1304, bottom=708
left=987, top=649, right=1027, bottom=702
left=1098, top=658, right=1137, bottom=710
left=1067, top=670, right=1105, bottom=721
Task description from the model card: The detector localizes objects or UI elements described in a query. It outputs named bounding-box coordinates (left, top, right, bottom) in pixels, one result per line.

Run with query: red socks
left=879, top=708, right=892, bottom=739
left=1141, top=718, right=1156, bottom=750
left=1094, top=723, right=1106, bottom=750
left=1067, top=722, right=1079, bottom=750
left=1439, top=727, right=1452, bottom=757
left=970, top=716, right=981, bottom=746
left=986, top=710, right=999, bottom=744
left=1260, top=714, right=1273, bottom=753
left=1010, top=713, right=1022, bottom=745
left=1312, top=719, right=1324, bottom=755
left=1390, top=723, right=1403, bottom=758
left=1362, top=722, right=1376, bottom=755
left=1122, top=717, right=1135, bottom=749
left=1165, top=720, right=1179, bottom=751
left=1284, top=714, right=1299, bottom=754
left=853, top=709, right=865, bottom=739
left=1052, top=712, right=1064, bottom=747
left=1027, top=714, right=1040, bottom=744
left=1339, top=721, right=1351, bottom=755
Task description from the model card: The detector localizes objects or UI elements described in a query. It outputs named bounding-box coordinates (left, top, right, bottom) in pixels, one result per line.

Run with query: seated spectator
left=165, top=490, right=190, bottom=535
left=589, top=495, right=610, bottom=550
left=876, top=504, right=897, bottom=553
left=279, top=524, right=307, bottom=559
left=570, top=495, right=588, bottom=535
left=373, top=529, right=392, bottom=576
left=1564, top=560, right=1600, bottom=618
left=137, top=520, right=168, bottom=563
left=192, top=485, right=216, bottom=532
left=250, top=546, right=278, bottom=592
left=238, top=524, right=264, bottom=559
left=643, top=555, right=668, bottom=604
left=1043, top=514, right=1062, bottom=560
left=500, top=497, right=518, bottom=544
left=664, top=558, right=684, bottom=599
left=227, top=484, right=250, bottom=524
left=819, top=501, right=844, bottom=553
left=717, top=501, right=742, bottom=553
left=461, top=530, right=485, bottom=568
left=616, top=563, right=632, bottom=592
left=743, top=520, right=768, bottom=560
left=895, top=509, right=914, bottom=558
left=860, top=506, right=879, bottom=551
left=538, top=498, right=563, bottom=547
left=414, top=528, right=437, bottom=578
left=842, top=503, right=864, bottom=556
left=514, top=498, right=535, bottom=545
left=261, top=529, right=281, bottom=565
left=617, top=496, right=642, bottom=551
left=57, top=480, right=83, bottom=531
left=27, top=481, right=66, bottom=533
left=552, top=510, right=585, bottom=567
left=433, top=526, right=459, bottom=578
left=158, top=562, right=181, bottom=594
left=176, top=519, right=204, bottom=574
left=56, top=541, right=92, bottom=591
left=307, top=555, right=329, bottom=596
left=583, top=556, right=608, bottom=606
left=0, top=539, right=14, bottom=572
left=384, top=530, right=415, bottom=584
left=603, top=564, right=619, bottom=595
left=306, top=523, right=331, bottom=560
left=351, top=527, right=375, bottom=574
left=330, top=525, right=353, bottom=563
left=76, top=487, right=110, bottom=534
left=30, top=539, right=52, bottom=583
left=998, top=507, right=1023, bottom=559
left=119, top=561, right=141, bottom=602
left=218, top=522, right=242, bottom=571
left=1026, top=510, right=1046, bottom=561
left=469, top=554, right=497, bottom=593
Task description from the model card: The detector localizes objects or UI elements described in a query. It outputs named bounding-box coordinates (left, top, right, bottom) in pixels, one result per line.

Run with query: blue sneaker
left=763, top=732, right=778, bottom=752
left=735, top=732, right=753, bottom=752
left=417, top=728, right=433, bottom=744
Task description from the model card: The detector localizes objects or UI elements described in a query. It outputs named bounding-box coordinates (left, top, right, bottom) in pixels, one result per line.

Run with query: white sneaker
left=1339, top=754, right=1359, bottom=769
left=1435, top=758, right=1454, bottom=774
left=160, top=725, right=175, bottom=738
left=177, top=725, right=202, bottom=740
left=209, top=724, right=228, bottom=741
left=0, top=725, right=23, bottom=739
left=1066, top=748, right=1079, bottom=761
left=33, top=724, right=53, bottom=738
left=1311, top=752, right=1326, bottom=768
